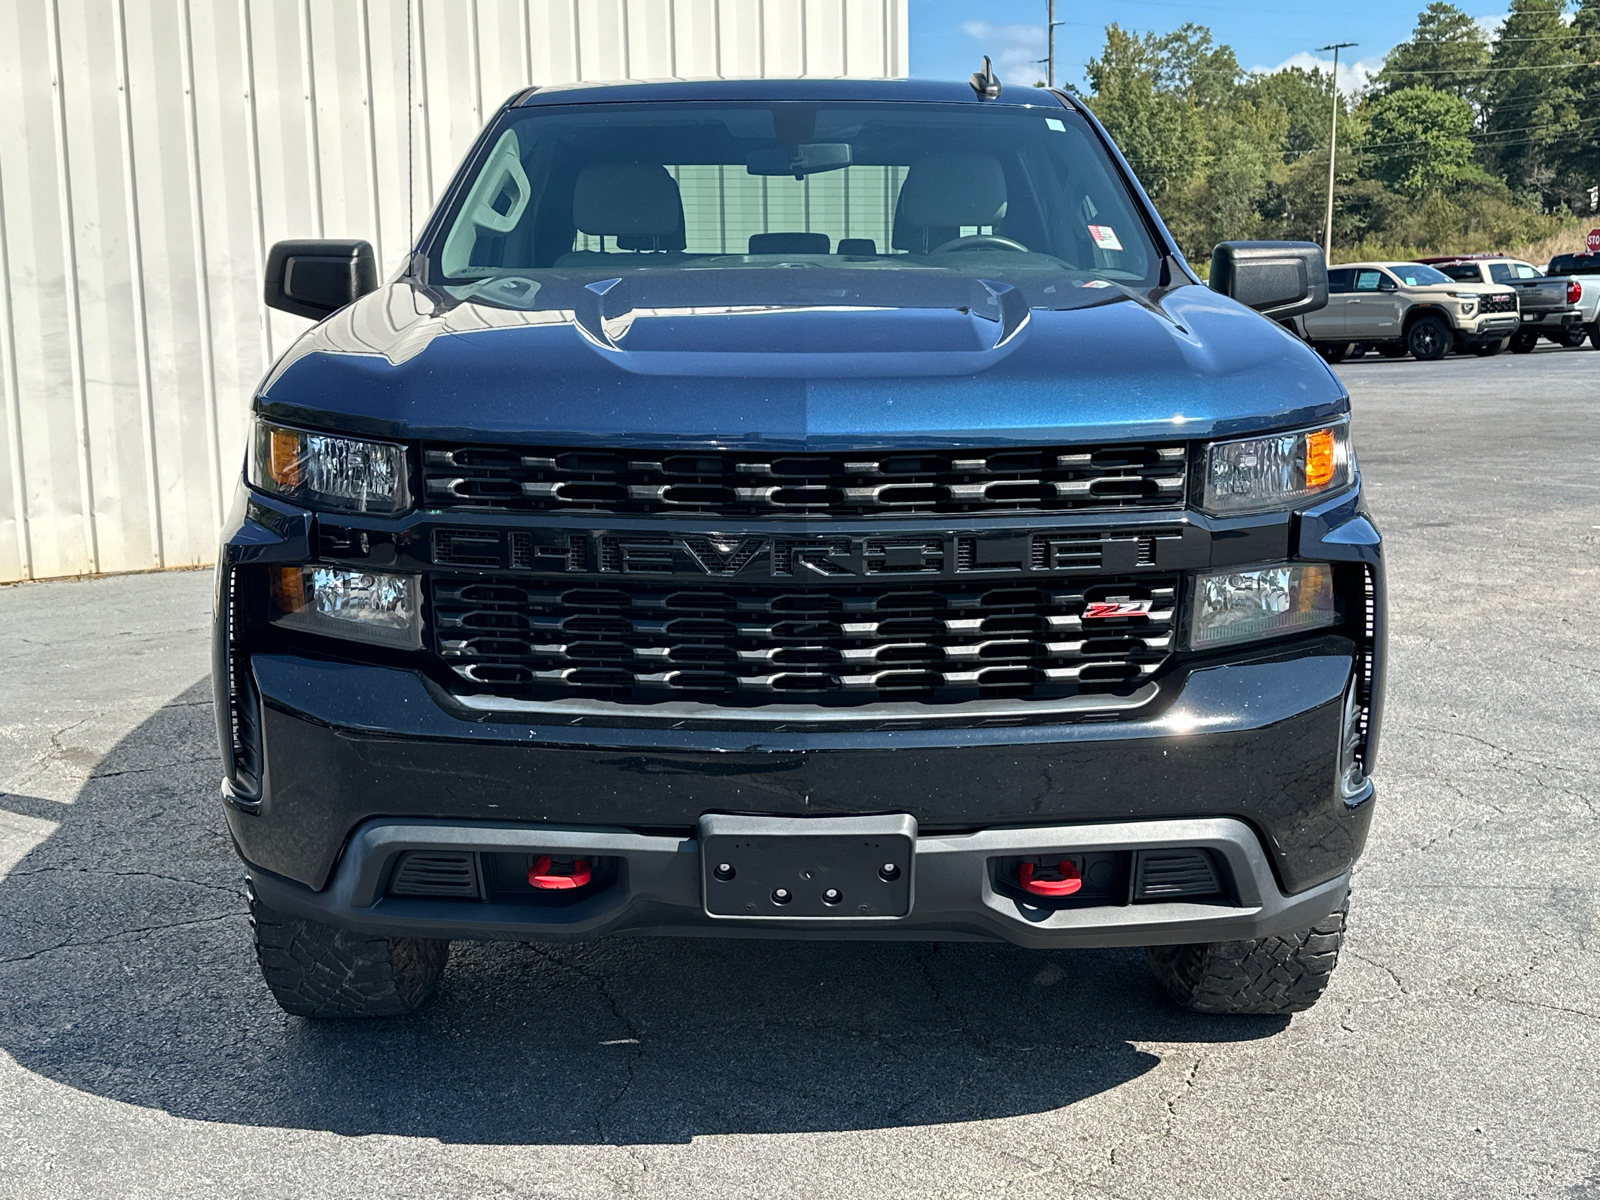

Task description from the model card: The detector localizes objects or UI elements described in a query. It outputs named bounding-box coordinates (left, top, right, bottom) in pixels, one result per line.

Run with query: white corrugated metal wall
left=0, top=0, right=908, bottom=582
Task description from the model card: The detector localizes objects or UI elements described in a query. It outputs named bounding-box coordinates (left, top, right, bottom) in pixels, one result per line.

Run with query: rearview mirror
left=1208, top=241, right=1328, bottom=319
left=747, top=142, right=852, bottom=179
left=265, top=239, right=378, bottom=321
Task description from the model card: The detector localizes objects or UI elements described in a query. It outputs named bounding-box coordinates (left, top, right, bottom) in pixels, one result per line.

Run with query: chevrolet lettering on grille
left=430, top=526, right=1204, bottom=580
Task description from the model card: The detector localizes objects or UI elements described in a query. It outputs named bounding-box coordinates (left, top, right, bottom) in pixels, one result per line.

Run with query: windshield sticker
left=1077, top=279, right=1113, bottom=288
left=1087, top=225, right=1123, bottom=251
left=1046, top=117, right=1066, bottom=132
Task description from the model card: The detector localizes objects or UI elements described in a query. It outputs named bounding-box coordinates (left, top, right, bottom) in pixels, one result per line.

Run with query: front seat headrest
left=573, top=164, right=684, bottom=247
left=899, top=153, right=1008, bottom=229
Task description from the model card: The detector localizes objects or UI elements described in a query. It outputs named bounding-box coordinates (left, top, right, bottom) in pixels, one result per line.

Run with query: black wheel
left=1316, top=342, right=1352, bottom=363
left=1553, top=327, right=1588, bottom=348
left=1472, top=338, right=1508, bottom=357
left=249, top=879, right=450, bottom=1018
left=1349, top=342, right=1371, bottom=358
left=1147, top=900, right=1347, bottom=1015
left=1589, top=323, right=1600, bottom=351
left=1509, top=331, right=1538, bottom=354
left=1376, top=344, right=1407, bottom=359
left=1405, top=315, right=1452, bottom=361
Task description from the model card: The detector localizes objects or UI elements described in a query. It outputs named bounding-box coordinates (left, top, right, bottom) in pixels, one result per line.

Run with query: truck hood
left=257, top=273, right=1347, bottom=449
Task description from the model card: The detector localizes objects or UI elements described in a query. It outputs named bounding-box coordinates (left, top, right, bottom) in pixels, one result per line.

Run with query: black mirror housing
left=265, top=239, right=378, bottom=321
left=1208, top=241, right=1328, bottom=319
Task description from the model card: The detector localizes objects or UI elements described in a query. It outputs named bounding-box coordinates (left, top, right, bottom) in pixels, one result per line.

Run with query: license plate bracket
left=699, top=813, right=915, bottom=919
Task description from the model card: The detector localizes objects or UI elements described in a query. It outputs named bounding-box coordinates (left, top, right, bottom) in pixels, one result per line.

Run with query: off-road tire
left=1553, top=327, right=1589, bottom=349
left=1146, top=899, right=1347, bottom=1015
left=1509, top=331, right=1539, bottom=354
left=1589, top=322, right=1599, bottom=351
left=249, top=879, right=450, bottom=1018
left=1405, top=315, right=1452, bottom=361
left=1376, top=343, right=1407, bottom=358
left=1316, top=342, right=1351, bottom=363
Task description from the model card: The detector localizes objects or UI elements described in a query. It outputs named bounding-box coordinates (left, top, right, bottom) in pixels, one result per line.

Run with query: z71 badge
left=1083, top=598, right=1153, bottom=619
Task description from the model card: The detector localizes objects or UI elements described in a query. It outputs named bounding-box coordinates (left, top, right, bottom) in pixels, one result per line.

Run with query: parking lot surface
left=0, top=345, right=1596, bottom=1199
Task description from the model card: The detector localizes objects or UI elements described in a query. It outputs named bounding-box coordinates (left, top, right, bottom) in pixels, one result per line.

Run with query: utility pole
left=1044, top=0, right=1065, bottom=88
left=1316, top=42, right=1356, bottom=263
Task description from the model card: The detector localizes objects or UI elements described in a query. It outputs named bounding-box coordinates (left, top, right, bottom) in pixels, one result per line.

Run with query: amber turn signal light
left=268, top=427, right=302, bottom=488
left=1304, top=428, right=1336, bottom=489
left=269, top=565, right=306, bottom=614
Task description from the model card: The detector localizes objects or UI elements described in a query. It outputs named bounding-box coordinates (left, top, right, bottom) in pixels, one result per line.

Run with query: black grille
left=431, top=574, right=1177, bottom=707
left=1480, top=292, right=1517, bottom=314
left=1132, top=849, right=1223, bottom=900
left=421, top=443, right=1188, bottom=518
left=389, top=851, right=482, bottom=898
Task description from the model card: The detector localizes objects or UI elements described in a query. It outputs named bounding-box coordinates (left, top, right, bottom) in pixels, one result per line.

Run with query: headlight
left=270, top=566, right=421, bottom=649
left=1189, top=562, right=1335, bottom=649
left=1201, top=421, right=1352, bottom=515
left=249, top=419, right=410, bottom=513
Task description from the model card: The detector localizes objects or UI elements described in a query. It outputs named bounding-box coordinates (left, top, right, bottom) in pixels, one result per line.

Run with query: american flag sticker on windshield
left=1087, top=225, right=1123, bottom=251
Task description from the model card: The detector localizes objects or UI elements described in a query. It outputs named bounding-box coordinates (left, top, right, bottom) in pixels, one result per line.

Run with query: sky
left=907, top=0, right=1516, bottom=95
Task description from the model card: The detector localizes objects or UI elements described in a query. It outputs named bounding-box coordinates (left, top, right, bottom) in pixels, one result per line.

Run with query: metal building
left=0, top=0, right=909, bottom=582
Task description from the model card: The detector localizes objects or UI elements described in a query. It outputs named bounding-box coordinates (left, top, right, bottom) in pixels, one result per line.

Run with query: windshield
left=1390, top=264, right=1453, bottom=287
left=425, top=101, right=1161, bottom=308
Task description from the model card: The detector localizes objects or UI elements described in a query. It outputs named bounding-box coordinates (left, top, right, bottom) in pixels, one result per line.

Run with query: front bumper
left=247, top=814, right=1351, bottom=949
left=217, top=484, right=1385, bottom=946
left=1464, top=314, right=1520, bottom=337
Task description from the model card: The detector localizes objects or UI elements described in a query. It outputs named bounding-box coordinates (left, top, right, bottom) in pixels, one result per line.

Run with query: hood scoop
left=571, top=273, right=1030, bottom=378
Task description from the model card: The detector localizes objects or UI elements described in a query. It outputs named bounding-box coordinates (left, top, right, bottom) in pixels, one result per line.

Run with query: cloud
left=1255, top=51, right=1386, bottom=96
left=960, top=20, right=1048, bottom=85
left=1475, top=14, right=1508, bottom=39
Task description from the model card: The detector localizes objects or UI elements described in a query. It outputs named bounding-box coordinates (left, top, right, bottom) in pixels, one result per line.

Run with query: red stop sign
left=1588, top=228, right=1600, bottom=254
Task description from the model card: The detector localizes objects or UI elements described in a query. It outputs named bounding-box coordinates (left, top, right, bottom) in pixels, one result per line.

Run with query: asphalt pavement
left=0, top=343, right=1596, bottom=1200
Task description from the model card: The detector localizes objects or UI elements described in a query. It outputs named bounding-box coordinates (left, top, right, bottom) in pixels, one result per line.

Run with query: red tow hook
left=528, top=855, right=593, bottom=890
left=1018, top=860, right=1083, bottom=897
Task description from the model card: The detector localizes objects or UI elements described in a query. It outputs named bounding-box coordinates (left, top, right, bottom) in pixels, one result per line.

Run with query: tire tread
left=248, top=879, right=449, bottom=1019
left=1146, top=900, right=1347, bottom=1016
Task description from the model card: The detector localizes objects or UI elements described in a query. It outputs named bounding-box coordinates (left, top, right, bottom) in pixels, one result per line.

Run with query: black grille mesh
left=432, top=574, right=1177, bottom=707
left=422, top=443, right=1187, bottom=518
left=1479, top=292, right=1517, bottom=314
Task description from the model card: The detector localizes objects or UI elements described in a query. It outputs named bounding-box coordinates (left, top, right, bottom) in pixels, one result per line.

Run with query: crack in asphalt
left=523, top=946, right=646, bottom=1145
left=1346, top=949, right=1410, bottom=996
left=2, top=866, right=244, bottom=897
left=0, top=912, right=239, bottom=967
left=1160, top=1054, right=1203, bottom=1140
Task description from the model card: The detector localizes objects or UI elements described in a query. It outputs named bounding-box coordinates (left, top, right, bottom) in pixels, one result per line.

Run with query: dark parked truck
left=1418, top=255, right=1589, bottom=352
left=214, top=77, right=1385, bottom=1020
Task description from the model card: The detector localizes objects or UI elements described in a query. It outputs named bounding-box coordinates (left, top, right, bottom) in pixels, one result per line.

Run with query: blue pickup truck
left=215, top=72, right=1384, bottom=1019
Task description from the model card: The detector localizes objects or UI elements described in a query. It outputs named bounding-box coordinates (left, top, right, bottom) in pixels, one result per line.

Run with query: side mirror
left=1208, top=241, right=1328, bottom=319
left=264, top=239, right=378, bottom=321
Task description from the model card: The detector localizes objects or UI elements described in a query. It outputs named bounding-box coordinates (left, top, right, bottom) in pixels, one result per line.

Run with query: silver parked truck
left=1292, top=262, right=1519, bottom=363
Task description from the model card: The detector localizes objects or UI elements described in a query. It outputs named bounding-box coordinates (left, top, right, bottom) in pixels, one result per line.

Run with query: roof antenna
left=970, top=55, right=1002, bottom=100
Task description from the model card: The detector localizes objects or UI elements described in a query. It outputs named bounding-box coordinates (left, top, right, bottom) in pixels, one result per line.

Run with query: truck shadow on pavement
left=0, top=681, right=1286, bottom=1144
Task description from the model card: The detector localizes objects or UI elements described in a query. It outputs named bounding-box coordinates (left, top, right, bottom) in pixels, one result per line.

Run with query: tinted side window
left=1327, top=268, right=1354, bottom=293
left=1488, top=263, right=1514, bottom=283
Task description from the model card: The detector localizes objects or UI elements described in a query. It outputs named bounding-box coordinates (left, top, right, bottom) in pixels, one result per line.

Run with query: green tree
left=1482, top=0, right=1580, bottom=206
left=1376, top=4, right=1490, bottom=106
left=1084, top=25, right=1209, bottom=202
left=1360, top=86, right=1481, bottom=197
left=1557, top=0, right=1600, bottom=203
left=1245, top=66, right=1342, bottom=161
